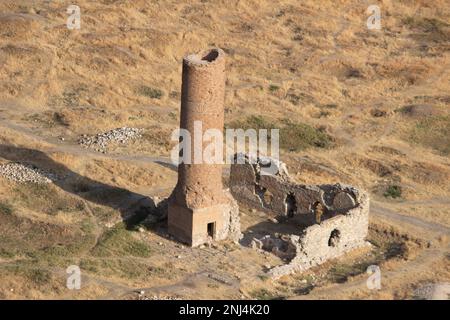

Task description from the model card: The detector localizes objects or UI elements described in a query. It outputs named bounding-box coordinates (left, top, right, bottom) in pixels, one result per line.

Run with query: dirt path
left=292, top=244, right=449, bottom=300
left=291, top=201, right=450, bottom=300
left=0, top=118, right=174, bottom=168
left=371, top=201, right=450, bottom=236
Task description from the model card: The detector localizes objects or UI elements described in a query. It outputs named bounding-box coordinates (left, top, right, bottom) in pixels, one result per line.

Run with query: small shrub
left=61, top=85, right=87, bottom=107
left=26, top=269, right=52, bottom=285
left=168, top=111, right=178, bottom=120
left=384, top=185, right=402, bottom=199
left=280, top=120, right=333, bottom=151
left=169, top=91, right=179, bottom=99
left=53, top=112, right=70, bottom=126
left=138, top=86, right=163, bottom=99
left=0, top=202, right=13, bottom=215
left=258, top=274, right=269, bottom=281
left=370, top=109, right=387, bottom=117
left=315, top=110, right=331, bottom=118
left=0, top=248, right=15, bottom=258
left=268, top=84, right=280, bottom=92
left=62, top=91, right=79, bottom=107
left=287, top=93, right=301, bottom=105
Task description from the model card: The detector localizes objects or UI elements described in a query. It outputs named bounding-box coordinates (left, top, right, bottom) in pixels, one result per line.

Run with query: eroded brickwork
left=168, top=49, right=241, bottom=247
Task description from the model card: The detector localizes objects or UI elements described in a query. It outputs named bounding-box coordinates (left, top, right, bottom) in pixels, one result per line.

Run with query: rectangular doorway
left=207, top=222, right=216, bottom=239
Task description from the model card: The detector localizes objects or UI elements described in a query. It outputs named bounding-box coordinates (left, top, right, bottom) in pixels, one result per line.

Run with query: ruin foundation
left=230, top=154, right=370, bottom=279
left=168, top=48, right=241, bottom=247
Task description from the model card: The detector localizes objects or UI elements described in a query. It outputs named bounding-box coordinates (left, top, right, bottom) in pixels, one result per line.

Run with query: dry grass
left=0, top=0, right=449, bottom=299
left=227, top=115, right=333, bottom=151
left=409, top=116, right=450, bottom=156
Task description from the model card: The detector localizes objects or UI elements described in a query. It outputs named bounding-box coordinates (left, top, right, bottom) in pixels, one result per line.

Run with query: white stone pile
left=0, top=162, right=57, bottom=184
left=136, top=290, right=181, bottom=300
left=78, top=127, right=144, bottom=153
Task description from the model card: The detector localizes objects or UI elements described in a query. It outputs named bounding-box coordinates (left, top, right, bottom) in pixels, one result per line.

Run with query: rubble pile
left=78, top=127, right=144, bottom=153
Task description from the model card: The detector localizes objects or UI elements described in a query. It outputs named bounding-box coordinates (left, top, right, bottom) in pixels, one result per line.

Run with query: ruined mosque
left=165, top=48, right=370, bottom=279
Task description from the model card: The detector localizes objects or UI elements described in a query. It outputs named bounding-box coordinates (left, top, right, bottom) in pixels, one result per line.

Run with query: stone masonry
left=168, top=48, right=241, bottom=247
left=230, top=154, right=370, bottom=279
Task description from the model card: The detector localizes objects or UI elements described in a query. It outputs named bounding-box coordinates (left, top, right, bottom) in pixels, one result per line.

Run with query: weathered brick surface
left=168, top=49, right=241, bottom=247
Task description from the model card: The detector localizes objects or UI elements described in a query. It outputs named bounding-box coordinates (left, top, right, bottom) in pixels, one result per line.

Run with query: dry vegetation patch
left=227, top=115, right=334, bottom=152
left=408, top=115, right=450, bottom=156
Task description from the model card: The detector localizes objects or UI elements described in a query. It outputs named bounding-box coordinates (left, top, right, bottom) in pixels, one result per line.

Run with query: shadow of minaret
left=0, top=144, right=159, bottom=230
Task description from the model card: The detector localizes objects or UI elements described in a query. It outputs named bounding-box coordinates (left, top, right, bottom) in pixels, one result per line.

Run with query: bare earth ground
left=0, top=0, right=449, bottom=299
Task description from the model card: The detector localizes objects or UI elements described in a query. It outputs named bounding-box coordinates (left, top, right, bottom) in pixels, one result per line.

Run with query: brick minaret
left=168, top=48, right=240, bottom=247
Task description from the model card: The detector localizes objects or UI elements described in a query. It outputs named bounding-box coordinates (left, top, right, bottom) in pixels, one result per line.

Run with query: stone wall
left=230, top=154, right=370, bottom=278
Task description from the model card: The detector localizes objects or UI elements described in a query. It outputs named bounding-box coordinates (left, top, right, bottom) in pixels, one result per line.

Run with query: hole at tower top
left=202, top=49, right=219, bottom=62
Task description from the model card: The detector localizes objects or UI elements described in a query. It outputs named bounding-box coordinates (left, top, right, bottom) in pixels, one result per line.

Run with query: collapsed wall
left=230, top=154, right=370, bottom=279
